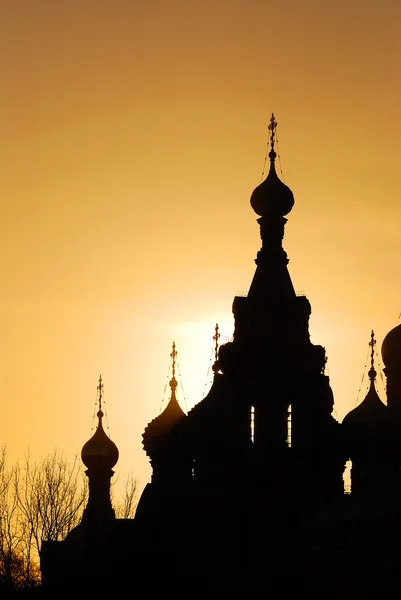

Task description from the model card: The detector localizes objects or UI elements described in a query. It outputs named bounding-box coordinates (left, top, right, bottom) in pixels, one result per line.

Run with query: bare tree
left=0, top=445, right=16, bottom=590
left=15, top=449, right=88, bottom=559
left=113, top=470, right=139, bottom=519
left=0, top=446, right=140, bottom=591
left=0, top=446, right=40, bottom=591
left=0, top=448, right=89, bottom=590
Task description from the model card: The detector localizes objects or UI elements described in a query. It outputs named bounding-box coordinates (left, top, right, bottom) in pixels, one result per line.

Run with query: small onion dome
left=81, top=409, right=119, bottom=470
left=381, top=324, right=401, bottom=368
left=250, top=151, right=294, bottom=217
left=342, top=373, right=387, bottom=427
left=142, top=376, right=186, bottom=457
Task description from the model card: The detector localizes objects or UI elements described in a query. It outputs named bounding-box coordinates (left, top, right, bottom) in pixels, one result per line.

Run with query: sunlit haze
left=1, top=0, right=401, bottom=497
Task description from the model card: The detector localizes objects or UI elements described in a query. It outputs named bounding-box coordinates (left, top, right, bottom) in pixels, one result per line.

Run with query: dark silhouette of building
left=40, top=115, right=401, bottom=596
left=40, top=376, right=136, bottom=594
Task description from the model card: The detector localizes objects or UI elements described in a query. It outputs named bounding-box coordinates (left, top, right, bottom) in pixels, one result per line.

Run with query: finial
left=170, top=341, right=178, bottom=391
left=250, top=112, right=294, bottom=217
left=97, top=374, right=104, bottom=416
left=268, top=113, right=277, bottom=159
left=368, top=330, right=377, bottom=381
left=213, top=323, right=220, bottom=363
left=170, top=342, right=177, bottom=379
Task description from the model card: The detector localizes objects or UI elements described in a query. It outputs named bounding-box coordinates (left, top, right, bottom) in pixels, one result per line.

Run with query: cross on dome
left=97, top=374, right=104, bottom=414
left=368, top=330, right=377, bottom=381
left=268, top=113, right=277, bottom=155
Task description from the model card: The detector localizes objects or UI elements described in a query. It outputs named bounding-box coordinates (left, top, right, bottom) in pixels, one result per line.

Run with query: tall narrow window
left=250, top=405, right=255, bottom=443
left=287, top=405, right=292, bottom=447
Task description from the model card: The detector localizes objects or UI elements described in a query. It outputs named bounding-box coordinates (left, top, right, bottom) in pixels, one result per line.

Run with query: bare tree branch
left=113, top=471, right=139, bottom=519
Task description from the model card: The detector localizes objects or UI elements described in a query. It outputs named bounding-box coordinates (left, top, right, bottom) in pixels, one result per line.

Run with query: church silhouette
left=40, top=115, right=401, bottom=596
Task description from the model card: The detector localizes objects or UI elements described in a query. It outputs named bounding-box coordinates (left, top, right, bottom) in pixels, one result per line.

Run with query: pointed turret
left=81, top=375, right=119, bottom=526
left=143, top=342, right=186, bottom=458
left=232, top=114, right=301, bottom=371
left=142, top=343, right=187, bottom=483
left=246, top=113, right=296, bottom=307
left=229, top=115, right=346, bottom=500
left=342, top=332, right=391, bottom=495
left=343, top=331, right=387, bottom=427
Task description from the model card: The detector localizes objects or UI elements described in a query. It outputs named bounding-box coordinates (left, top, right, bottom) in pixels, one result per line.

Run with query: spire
left=81, top=375, right=119, bottom=471
left=250, top=113, right=294, bottom=218
left=164, top=341, right=183, bottom=415
left=164, top=341, right=185, bottom=416
left=170, top=341, right=178, bottom=395
left=368, top=330, right=377, bottom=383
left=268, top=112, right=278, bottom=159
left=142, top=342, right=187, bottom=459
left=361, top=330, right=385, bottom=409
left=247, top=114, right=296, bottom=303
left=80, top=376, right=119, bottom=527
left=97, top=374, right=104, bottom=415
left=342, top=331, right=387, bottom=426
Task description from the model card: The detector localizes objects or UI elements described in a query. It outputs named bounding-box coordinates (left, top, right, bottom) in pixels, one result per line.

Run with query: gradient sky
left=1, top=0, right=401, bottom=497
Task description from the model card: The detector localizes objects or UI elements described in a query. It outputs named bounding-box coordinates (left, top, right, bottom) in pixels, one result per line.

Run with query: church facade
left=40, top=116, right=401, bottom=596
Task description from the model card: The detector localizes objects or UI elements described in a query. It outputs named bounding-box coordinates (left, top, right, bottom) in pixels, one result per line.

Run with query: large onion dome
left=81, top=376, right=119, bottom=471
left=250, top=113, right=294, bottom=217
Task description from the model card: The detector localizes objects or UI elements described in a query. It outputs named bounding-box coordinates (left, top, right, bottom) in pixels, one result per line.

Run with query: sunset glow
left=1, top=0, right=401, bottom=498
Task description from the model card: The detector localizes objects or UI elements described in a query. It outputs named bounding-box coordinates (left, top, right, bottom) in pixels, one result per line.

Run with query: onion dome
left=381, top=323, right=401, bottom=369
left=250, top=113, right=295, bottom=217
left=143, top=342, right=186, bottom=457
left=81, top=375, right=119, bottom=470
left=343, top=331, right=387, bottom=426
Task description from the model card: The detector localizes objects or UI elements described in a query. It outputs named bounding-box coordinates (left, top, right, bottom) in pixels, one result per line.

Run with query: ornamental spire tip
left=97, top=374, right=104, bottom=416
left=368, top=330, right=377, bottom=381
left=170, top=341, right=178, bottom=391
left=268, top=113, right=277, bottom=159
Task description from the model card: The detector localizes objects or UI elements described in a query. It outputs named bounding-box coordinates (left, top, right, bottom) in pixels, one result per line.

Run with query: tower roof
left=81, top=375, right=119, bottom=470
left=343, top=331, right=387, bottom=426
left=142, top=342, right=187, bottom=457
left=250, top=113, right=294, bottom=217
left=247, top=113, right=296, bottom=305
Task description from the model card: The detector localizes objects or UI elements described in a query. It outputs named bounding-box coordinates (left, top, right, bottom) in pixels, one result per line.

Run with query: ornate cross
left=97, top=374, right=104, bottom=412
left=369, top=330, right=376, bottom=368
left=213, top=323, right=220, bottom=363
left=170, top=341, right=177, bottom=379
left=268, top=113, right=277, bottom=151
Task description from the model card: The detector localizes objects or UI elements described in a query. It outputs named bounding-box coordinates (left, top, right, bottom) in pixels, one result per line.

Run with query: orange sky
left=1, top=0, right=401, bottom=497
